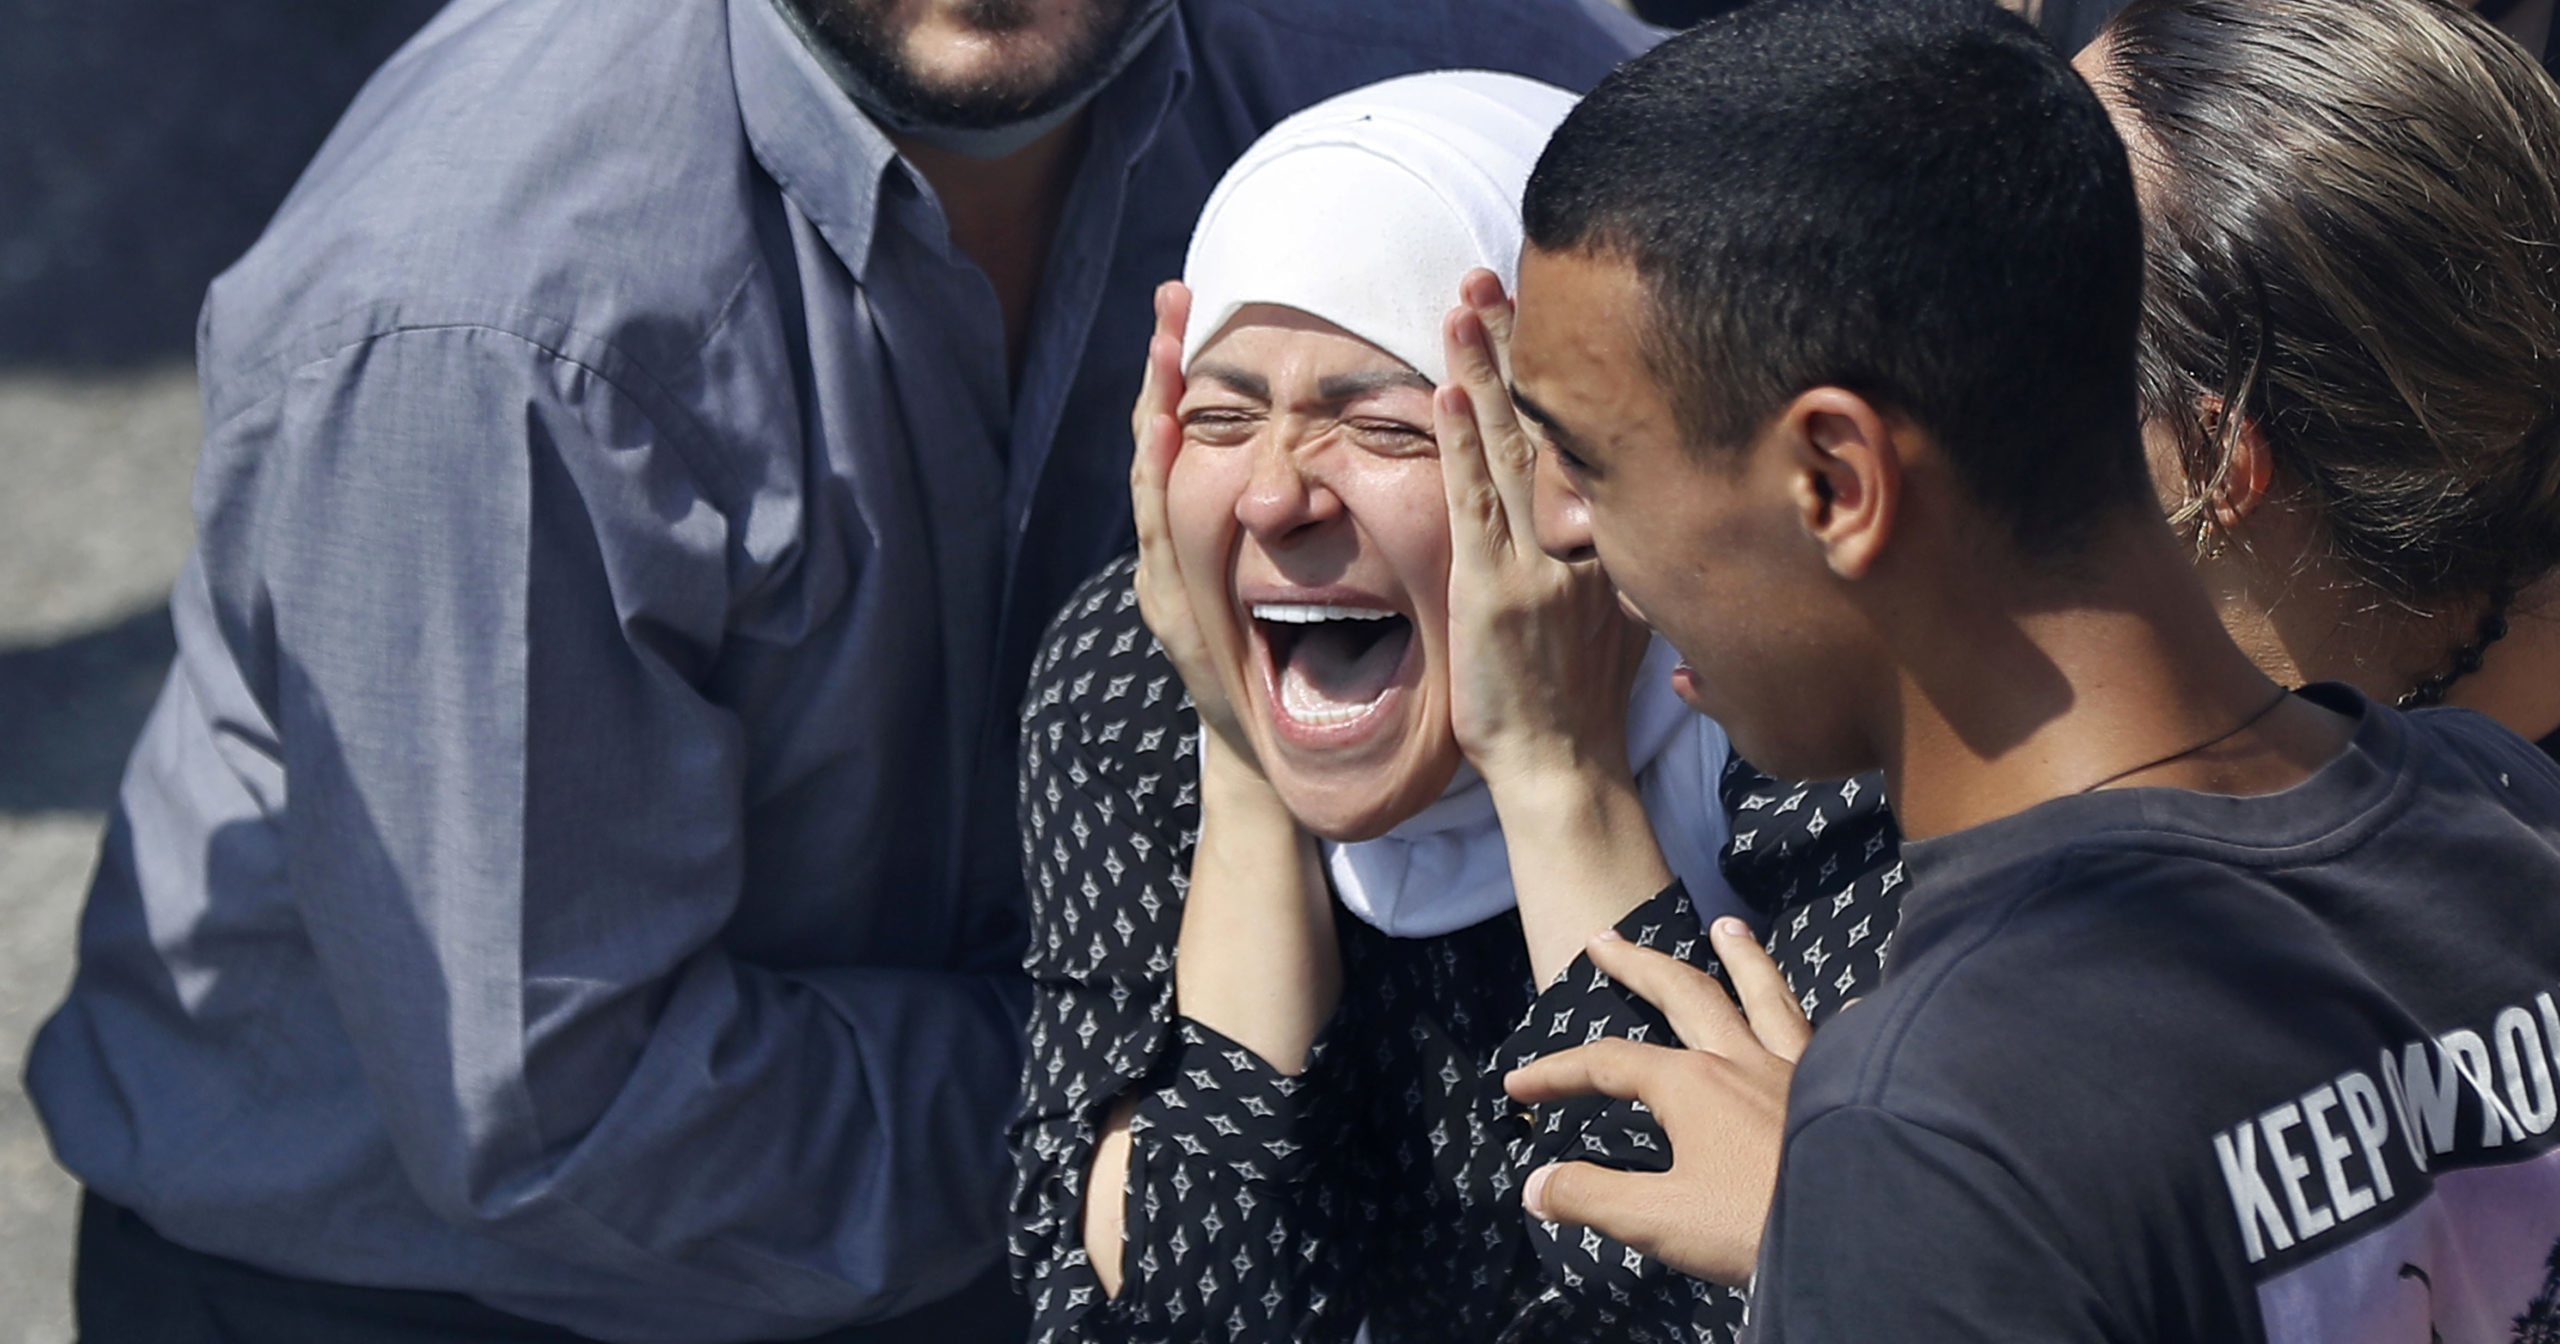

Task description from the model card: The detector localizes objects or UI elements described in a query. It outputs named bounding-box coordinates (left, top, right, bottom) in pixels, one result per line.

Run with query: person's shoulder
left=202, top=0, right=766, bottom=414
left=1019, top=556, right=1200, bottom=832
left=1027, top=557, right=1148, bottom=694
left=1786, top=845, right=2281, bottom=1120
left=1021, top=555, right=1185, bottom=736
left=2405, top=702, right=2560, bottom=815
left=1183, top=0, right=1657, bottom=107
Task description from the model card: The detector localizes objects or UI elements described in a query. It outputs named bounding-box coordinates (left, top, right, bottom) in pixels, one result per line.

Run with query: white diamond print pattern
left=1010, top=558, right=1906, bottom=1343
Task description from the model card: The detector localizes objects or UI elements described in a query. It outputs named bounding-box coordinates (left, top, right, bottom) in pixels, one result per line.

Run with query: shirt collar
left=730, top=0, right=1192, bottom=276
left=731, top=0, right=900, bottom=270
left=1895, top=682, right=2403, bottom=938
left=1092, top=3, right=1192, bottom=174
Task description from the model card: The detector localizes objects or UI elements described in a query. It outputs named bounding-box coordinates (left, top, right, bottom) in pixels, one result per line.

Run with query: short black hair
left=1524, top=0, right=2150, bottom=558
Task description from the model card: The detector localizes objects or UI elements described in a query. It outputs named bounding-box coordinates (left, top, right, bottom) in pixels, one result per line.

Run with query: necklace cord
left=2075, top=683, right=2294, bottom=795
left=2397, top=580, right=2518, bottom=710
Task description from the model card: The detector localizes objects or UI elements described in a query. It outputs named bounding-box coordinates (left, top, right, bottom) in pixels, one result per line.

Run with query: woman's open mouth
left=1248, top=600, right=1419, bottom=745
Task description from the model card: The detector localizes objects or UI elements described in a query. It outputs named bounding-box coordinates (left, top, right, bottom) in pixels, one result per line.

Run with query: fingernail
left=1593, top=929, right=1624, bottom=945
left=1524, top=1163, right=1555, bottom=1219
left=1715, top=917, right=1750, bottom=938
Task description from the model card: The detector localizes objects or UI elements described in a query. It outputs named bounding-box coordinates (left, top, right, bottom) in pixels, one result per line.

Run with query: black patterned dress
left=1007, top=557, right=1905, bottom=1343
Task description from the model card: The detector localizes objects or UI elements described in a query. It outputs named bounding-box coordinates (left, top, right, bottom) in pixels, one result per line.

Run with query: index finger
left=1155, top=278, right=1193, bottom=347
left=1585, top=930, right=1758, bottom=1060
left=1130, top=282, right=1190, bottom=455
left=1442, top=304, right=1541, bottom=539
left=1711, top=916, right=1813, bottom=1062
left=1460, top=267, right=1517, bottom=378
left=1504, top=1035, right=1692, bottom=1107
left=1436, top=379, right=1514, bottom=564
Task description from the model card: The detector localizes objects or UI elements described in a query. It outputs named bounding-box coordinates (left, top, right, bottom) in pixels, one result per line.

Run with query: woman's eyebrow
left=1316, top=368, right=1435, bottom=402
left=1189, top=362, right=1270, bottom=400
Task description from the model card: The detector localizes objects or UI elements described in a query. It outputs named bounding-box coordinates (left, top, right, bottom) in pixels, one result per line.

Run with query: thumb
left=1523, top=1160, right=1677, bottom=1258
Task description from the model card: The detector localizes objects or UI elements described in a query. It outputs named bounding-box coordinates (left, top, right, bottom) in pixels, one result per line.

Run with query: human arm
left=1108, top=285, right=1354, bottom=1329
left=1069, top=727, right=1337, bottom=1302
left=1376, top=883, right=1756, bottom=1341
left=1721, top=762, right=1908, bottom=1025
left=250, top=325, right=1021, bottom=1337
left=1508, top=926, right=2121, bottom=1343
left=1130, top=283, right=1343, bottom=1082
left=1435, top=274, right=1672, bottom=984
left=1006, top=569, right=1366, bottom=1342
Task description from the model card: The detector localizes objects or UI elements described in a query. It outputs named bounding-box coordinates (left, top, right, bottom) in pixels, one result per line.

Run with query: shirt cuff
left=1502, top=883, right=1724, bottom=1303
left=1503, top=880, right=1719, bottom=1081
left=1130, top=1017, right=1348, bottom=1188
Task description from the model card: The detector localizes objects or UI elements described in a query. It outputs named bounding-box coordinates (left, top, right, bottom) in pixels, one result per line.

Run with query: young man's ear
left=1779, top=387, right=1899, bottom=579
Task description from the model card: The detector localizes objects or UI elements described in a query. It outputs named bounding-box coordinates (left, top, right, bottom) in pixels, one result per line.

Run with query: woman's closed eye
left=1182, top=404, right=1266, bottom=446
left=1347, top=416, right=1436, bottom=457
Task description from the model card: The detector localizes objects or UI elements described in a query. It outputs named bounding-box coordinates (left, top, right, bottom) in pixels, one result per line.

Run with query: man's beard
left=791, top=0, right=1147, bottom=131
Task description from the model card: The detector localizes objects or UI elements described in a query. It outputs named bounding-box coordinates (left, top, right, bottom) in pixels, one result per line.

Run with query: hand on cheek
left=1129, top=280, right=1260, bottom=773
left=1437, top=269, right=1671, bottom=982
left=1433, top=272, right=1649, bottom=790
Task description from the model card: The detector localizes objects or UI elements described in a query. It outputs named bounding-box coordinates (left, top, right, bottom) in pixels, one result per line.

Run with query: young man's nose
left=1531, top=445, right=1596, bottom=563
left=1235, top=436, right=1344, bottom=539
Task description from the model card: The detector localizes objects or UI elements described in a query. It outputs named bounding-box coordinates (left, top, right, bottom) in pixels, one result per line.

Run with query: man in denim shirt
left=23, top=1, right=1648, bottom=1339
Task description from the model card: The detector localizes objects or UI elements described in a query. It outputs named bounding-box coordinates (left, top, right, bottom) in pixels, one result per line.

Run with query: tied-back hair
left=1522, top=0, right=2152, bottom=561
left=2095, top=0, right=2560, bottom=619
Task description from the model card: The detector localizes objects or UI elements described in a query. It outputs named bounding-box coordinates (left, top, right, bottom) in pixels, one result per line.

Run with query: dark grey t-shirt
left=1750, top=685, right=2560, bottom=1344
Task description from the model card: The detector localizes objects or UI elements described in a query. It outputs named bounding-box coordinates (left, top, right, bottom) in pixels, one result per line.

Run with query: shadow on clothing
left=0, top=605, right=174, bottom=815
left=77, top=1192, right=1032, bottom=1344
left=0, top=0, right=447, bottom=369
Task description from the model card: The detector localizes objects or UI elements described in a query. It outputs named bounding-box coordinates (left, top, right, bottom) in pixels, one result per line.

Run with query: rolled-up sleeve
left=256, top=321, right=1023, bottom=1336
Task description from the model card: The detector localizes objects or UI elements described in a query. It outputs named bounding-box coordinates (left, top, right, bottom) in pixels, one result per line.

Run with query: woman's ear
left=1781, top=387, right=1898, bottom=580
left=2196, top=394, right=2275, bottom=533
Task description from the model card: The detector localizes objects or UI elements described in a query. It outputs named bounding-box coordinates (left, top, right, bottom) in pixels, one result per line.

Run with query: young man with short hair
left=1454, top=1, right=2560, bottom=1338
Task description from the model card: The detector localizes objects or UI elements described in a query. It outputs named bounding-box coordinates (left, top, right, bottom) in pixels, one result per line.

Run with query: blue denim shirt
left=23, top=0, right=1649, bottom=1339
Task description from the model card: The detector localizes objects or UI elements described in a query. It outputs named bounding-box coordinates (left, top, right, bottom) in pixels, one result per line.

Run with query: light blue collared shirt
left=25, top=0, right=1651, bottom=1338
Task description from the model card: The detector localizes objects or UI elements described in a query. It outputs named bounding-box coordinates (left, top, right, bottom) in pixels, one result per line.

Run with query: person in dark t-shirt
left=1712, top=0, right=2560, bottom=1214
left=1403, top=2, right=2560, bottom=1340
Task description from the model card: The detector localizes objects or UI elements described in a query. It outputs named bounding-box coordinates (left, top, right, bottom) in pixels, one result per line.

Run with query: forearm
left=1048, top=734, right=1337, bottom=1294
left=315, top=934, right=1031, bottom=1329
left=1078, top=1100, right=1141, bottom=1297
left=1171, top=741, right=1340, bottom=1074
left=1063, top=748, right=1349, bottom=1324
left=1491, top=763, right=1675, bottom=985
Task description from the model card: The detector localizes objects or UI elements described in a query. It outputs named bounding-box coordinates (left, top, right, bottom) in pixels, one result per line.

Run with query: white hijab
left=1181, top=71, right=1747, bottom=938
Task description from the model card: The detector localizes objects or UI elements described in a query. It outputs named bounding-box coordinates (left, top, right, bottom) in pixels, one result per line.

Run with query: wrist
left=1492, top=766, right=1674, bottom=985
left=1177, top=744, right=1337, bottom=1074
left=1470, top=714, right=1638, bottom=798
left=1200, top=733, right=1293, bottom=822
left=1485, top=749, right=1642, bottom=830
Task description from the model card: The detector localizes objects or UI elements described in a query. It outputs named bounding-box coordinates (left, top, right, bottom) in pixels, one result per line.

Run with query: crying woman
left=1004, top=71, right=1766, bottom=1344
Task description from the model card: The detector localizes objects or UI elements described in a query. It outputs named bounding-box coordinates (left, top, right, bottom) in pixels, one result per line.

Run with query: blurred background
left=0, top=1, right=2119, bottom=1340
